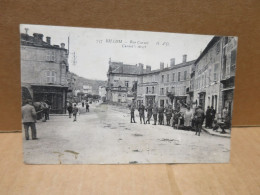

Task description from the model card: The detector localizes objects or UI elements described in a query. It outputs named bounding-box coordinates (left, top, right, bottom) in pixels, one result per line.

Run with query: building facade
left=83, top=85, right=92, bottom=95
left=193, top=36, right=224, bottom=114
left=20, top=33, right=69, bottom=114
left=106, top=60, right=143, bottom=104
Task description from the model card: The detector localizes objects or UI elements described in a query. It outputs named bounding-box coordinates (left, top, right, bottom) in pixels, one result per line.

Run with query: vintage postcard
left=20, top=24, right=238, bottom=164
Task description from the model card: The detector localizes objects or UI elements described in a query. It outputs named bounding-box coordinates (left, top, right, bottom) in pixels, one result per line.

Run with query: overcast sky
left=20, top=24, right=214, bottom=81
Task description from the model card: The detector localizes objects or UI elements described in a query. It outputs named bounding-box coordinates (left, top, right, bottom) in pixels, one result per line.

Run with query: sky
left=20, top=24, right=214, bottom=81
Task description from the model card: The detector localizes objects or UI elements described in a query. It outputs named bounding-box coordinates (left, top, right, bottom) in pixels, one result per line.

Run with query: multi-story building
left=136, top=66, right=160, bottom=106
left=20, top=32, right=69, bottom=114
left=220, top=37, right=238, bottom=116
left=106, top=59, right=143, bottom=103
left=193, top=36, right=224, bottom=114
left=158, top=55, right=195, bottom=107
left=83, top=85, right=92, bottom=95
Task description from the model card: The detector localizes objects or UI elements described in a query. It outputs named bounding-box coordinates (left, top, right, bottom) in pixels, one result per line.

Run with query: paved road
left=23, top=103, right=230, bottom=164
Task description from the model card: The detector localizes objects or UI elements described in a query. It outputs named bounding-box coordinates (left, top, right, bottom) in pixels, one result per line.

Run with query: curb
left=202, top=127, right=231, bottom=138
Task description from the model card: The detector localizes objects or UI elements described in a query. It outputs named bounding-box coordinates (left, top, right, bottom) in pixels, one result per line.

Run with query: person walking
left=67, top=103, right=73, bottom=118
left=72, top=104, right=79, bottom=122
left=42, top=102, right=48, bottom=122
left=86, top=102, right=89, bottom=112
left=138, top=102, right=146, bottom=124
left=152, top=103, right=158, bottom=125
left=145, top=103, right=153, bottom=124
left=158, top=105, right=165, bottom=125
left=165, top=105, right=173, bottom=126
left=22, top=99, right=38, bottom=140
left=130, top=100, right=136, bottom=123
left=194, top=105, right=205, bottom=136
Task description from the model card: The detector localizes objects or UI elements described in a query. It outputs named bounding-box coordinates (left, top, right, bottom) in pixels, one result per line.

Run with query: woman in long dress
left=184, top=107, right=193, bottom=129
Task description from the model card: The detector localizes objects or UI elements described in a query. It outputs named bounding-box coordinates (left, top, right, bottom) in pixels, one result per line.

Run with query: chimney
left=61, top=43, right=65, bottom=49
left=183, top=54, right=187, bottom=63
left=138, top=63, right=144, bottom=74
left=160, top=62, right=164, bottom=70
left=33, top=33, right=43, bottom=42
left=146, top=65, right=151, bottom=73
left=170, top=58, right=175, bottom=67
left=46, top=37, right=51, bottom=44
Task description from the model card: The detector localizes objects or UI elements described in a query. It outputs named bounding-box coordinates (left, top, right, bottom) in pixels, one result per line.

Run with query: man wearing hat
left=194, top=105, right=205, bottom=136
left=22, top=99, right=38, bottom=140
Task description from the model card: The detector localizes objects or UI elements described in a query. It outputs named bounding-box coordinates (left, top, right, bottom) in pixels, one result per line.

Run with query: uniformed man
left=194, top=105, right=205, bottom=136
left=130, top=99, right=136, bottom=123
left=158, top=105, right=165, bottom=125
left=165, top=105, right=173, bottom=126
left=152, top=103, right=158, bottom=125
left=138, top=102, right=146, bottom=124
left=145, top=103, right=153, bottom=124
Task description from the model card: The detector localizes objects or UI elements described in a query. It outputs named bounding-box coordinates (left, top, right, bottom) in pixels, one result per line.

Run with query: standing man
left=145, top=103, right=153, bottom=124
left=194, top=105, right=205, bottom=136
left=86, top=102, right=89, bottom=112
left=152, top=103, right=158, bottom=125
left=165, top=104, right=173, bottom=126
left=158, top=105, right=165, bottom=125
left=67, top=103, right=73, bottom=118
left=210, top=106, right=216, bottom=128
left=138, top=102, right=146, bottom=124
left=130, top=99, right=136, bottom=123
left=72, top=104, right=79, bottom=122
left=22, top=99, right=37, bottom=140
left=205, top=106, right=211, bottom=128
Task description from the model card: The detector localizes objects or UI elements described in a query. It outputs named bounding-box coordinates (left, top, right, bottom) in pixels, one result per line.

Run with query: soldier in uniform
left=158, top=105, right=165, bottom=125
left=165, top=105, right=173, bottom=126
left=145, top=103, right=153, bottom=124
left=152, top=103, right=158, bottom=125
left=138, top=102, right=146, bottom=124
left=194, top=105, right=205, bottom=136
left=129, top=99, right=136, bottom=123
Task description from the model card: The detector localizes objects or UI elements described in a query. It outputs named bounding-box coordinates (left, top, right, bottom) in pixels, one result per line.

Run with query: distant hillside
left=71, top=72, right=107, bottom=95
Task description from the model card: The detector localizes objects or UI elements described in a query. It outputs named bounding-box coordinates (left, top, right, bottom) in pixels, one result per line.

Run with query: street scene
left=20, top=25, right=237, bottom=164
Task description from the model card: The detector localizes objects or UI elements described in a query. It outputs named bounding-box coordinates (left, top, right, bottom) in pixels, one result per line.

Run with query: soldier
left=86, top=102, right=89, bottom=112
left=145, top=103, right=153, bottom=124
left=205, top=106, right=211, bottom=128
left=129, top=99, right=136, bottom=123
left=72, top=104, right=79, bottom=122
left=152, top=103, right=158, bottom=125
left=22, top=99, right=37, bottom=140
left=138, top=102, right=146, bottom=124
left=67, top=103, right=73, bottom=118
left=194, top=105, right=205, bottom=136
left=165, top=104, right=173, bottom=126
left=158, top=105, right=165, bottom=125
left=210, top=106, right=216, bottom=128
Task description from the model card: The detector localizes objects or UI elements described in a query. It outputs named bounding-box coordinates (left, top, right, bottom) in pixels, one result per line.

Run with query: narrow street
left=23, top=103, right=230, bottom=164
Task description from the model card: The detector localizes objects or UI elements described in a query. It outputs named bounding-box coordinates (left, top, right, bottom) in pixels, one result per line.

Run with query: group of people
left=128, top=99, right=224, bottom=136
left=67, top=101, right=90, bottom=122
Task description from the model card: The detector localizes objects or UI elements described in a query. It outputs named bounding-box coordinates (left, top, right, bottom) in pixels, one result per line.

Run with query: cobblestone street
left=23, top=103, right=230, bottom=164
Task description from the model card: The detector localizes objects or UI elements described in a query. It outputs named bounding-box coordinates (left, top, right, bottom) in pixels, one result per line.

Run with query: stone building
left=106, top=59, right=143, bottom=103
left=136, top=67, right=160, bottom=106
left=20, top=32, right=69, bottom=114
left=221, top=36, right=238, bottom=116
left=193, top=36, right=224, bottom=114
left=158, top=56, right=195, bottom=107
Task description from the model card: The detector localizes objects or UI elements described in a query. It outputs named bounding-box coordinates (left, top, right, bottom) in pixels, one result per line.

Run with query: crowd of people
left=128, top=99, right=231, bottom=136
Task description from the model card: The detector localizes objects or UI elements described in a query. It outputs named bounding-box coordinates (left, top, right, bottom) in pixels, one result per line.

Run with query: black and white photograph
left=20, top=24, right=238, bottom=164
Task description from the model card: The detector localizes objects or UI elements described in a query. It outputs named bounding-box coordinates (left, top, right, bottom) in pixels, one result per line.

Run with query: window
left=171, top=87, right=175, bottom=93
left=178, top=72, right=181, bottom=81
left=146, top=87, right=149, bottom=94
left=167, top=74, right=169, bottom=82
left=172, top=73, right=175, bottom=81
left=46, top=51, right=55, bottom=62
left=184, top=71, right=187, bottom=80
left=214, top=63, right=219, bottom=81
left=152, top=87, right=154, bottom=94
left=125, top=81, right=129, bottom=88
left=46, top=70, right=56, bottom=83
left=166, top=87, right=169, bottom=93
left=161, top=75, right=164, bottom=82
left=160, top=88, right=164, bottom=95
